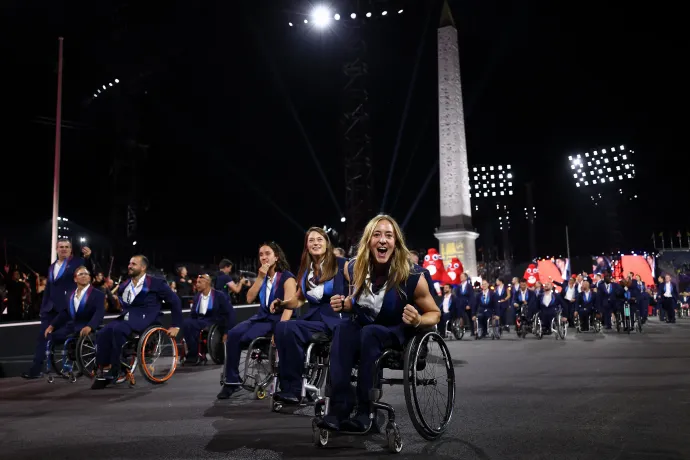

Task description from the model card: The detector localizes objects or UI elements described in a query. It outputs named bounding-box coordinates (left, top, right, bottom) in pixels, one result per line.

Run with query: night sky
left=0, top=0, right=686, bottom=274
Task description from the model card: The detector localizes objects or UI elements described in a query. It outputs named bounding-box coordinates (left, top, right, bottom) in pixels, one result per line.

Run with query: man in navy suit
left=44, top=265, right=105, bottom=341
left=598, top=273, right=621, bottom=329
left=658, top=274, right=678, bottom=323
left=92, top=255, right=182, bottom=389
left=538, top=281, right=564, bottom=334
left=437, top=284, right=457, bottom=337
left=575, top=280, right=597, bottom=331
left=23, top=239, right=94, bottom=379
left=472, top=280, right=496, bottom=338
left=184, top=274, right=234, bottom=365
left=454, top=272, right=474, bottom=333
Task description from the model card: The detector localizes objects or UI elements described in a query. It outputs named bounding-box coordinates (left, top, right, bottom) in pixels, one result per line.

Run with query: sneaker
left=91, top=368, right=115, bottom=390
left=217, top=384, right=240, bottom=400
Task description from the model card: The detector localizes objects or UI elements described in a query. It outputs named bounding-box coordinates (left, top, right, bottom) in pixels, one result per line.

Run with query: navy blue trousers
left=275, top=319, right=330, bottom=395
left=577, top=307, right=593, bottom=329
left=96, top=320, right=135, bottom=368
left=183, top=317, right=214, bottom=359
left=540, top=308, right=557, bottom=330
left=30, top=311, right=59, bottom=374
left=329, top=321, right=399, bottom=418
left=224, top=319, right=274, bottom=385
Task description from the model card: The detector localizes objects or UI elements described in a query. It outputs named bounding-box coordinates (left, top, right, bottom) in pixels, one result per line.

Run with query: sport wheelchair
left=219, top=333, right=274, bottom=399
left=114, top=323, right=179, bottom=386
left=44, top=331, right=98, bottom=383
left=312, top=329, right=456, bottom=453
left=614, top=301, right=642, bottom=334
left=516, top=304, right=541, bottom=339
left=182, top=323, right=224, bottom=365
left=474, top=316, right=501, bottom=340
left=269, top=331, right=331, bottom=412
left=441, top=317, right=464, bottom=340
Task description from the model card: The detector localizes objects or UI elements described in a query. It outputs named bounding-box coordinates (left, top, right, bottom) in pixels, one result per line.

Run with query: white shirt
left=518, top=289, right=528, bottom=302
left=53, top=259, right=65, bottom=279
left=565, top=286, right=575, bottom=301
left=496, top=286, right=503, bottom=297
left=442, top=294, right=451, bottom=313
left=357, top=275, right=387, bottom=317
left=266, top=273, right=276, bottom=302
left=542, top=292, right=552, bottom=306
left=74, top=286, right=88, bottom=312
left=306, top=261, right=325, bottom=301
left=198, top=291, right=211, bottom=315
left=583, top=290, right=591, bottom=302
left=125, top=275, right=146, bottom=304
left=664, top=282, right=672, bottom=298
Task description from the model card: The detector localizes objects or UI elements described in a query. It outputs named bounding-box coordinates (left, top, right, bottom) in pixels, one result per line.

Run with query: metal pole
left=50, top=37, right=64, bottom=263
left=565, top=225, right=571, bottom=262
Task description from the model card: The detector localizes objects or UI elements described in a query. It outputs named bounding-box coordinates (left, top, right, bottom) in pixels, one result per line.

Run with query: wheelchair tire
left=403, top=331, right=455, bottom=440
left=137, top=326, right=179, bottom=384
left=76, top=333, right=98, bottom=377
left=242, top=336, right=272, bottom=392
left=451, top=318, right=464, bottom=340
left=48, top=341, right=64, bottom=376
left=207, top=324, right=224, bottom=365
left=636, top=314, right=643, bottom=333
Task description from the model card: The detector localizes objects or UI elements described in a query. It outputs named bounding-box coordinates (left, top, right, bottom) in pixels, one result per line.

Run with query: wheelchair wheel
left=137, top=326, right=179, bottom=384
left=615, top=314, right=621, bottom=333
left=451, top=318, right=464, bottom=340
left=76, top=333, right=98, bottom=377
left=48, top=341, right=65, bottom=376
left=534, top=316, right=543, bottom=339
left=556, top=315, right=567, bottom=340
left=242, top=336, right=272, bottom=393
left=403, top=331, right=455, bottom=440
left=635, top=313, right=643, bottom=333
left=207, top=324, right=224, bottom=365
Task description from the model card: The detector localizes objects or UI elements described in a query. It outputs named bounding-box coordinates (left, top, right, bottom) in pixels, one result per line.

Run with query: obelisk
left=434, top=0, right=479, bottom=277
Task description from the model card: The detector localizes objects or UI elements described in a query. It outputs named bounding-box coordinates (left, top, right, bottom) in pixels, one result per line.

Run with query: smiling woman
left=270, top=227, right=349, bottom=404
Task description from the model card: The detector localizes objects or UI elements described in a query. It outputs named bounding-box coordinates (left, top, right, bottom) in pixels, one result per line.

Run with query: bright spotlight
left=102, top=85, right=106, bottom=89
left=289, top=22, right=293, bottom=26
left=340, top=216, right=346, bottom=223
left=398, top=9, right=403, bottom=14
left=312, top=6, right=331, bottom=28
left=351, top=13, right=356, bottom=19
left=304, top=19, right=308, bottom=23
left=114, top=78, right=119, bottom=83
left=132, top=241, right=137, bottom=246
left=366, top=12, right=372, bottom=17
left=93, top=94, right=97, bottom=97
left=109, top=82, right=113, bottom=86
left=334, top=13, right=340, bottom=20
left=80, top=237, right=86, bottom=243
left=382, top=11, right=387, bottom=16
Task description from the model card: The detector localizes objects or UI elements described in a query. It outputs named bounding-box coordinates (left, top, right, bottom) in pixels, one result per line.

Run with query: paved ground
left=1, top=317, right=690, bottom=460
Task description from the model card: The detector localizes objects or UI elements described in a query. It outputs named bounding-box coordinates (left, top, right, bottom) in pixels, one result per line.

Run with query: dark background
left=0, top=0, right=686, bottom=272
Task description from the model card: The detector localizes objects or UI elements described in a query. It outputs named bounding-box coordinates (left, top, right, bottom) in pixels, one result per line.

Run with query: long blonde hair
left=352, top=214, right=412, bottom=298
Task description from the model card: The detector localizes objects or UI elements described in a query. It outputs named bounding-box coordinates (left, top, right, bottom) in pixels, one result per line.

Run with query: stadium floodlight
left=311, top=6, right=332, bottom=28
left=470, top=165, right=514, bottom=199
left=567, top=144, right=635, bottom=188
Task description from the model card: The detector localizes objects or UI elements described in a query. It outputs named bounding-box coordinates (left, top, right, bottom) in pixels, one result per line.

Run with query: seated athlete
left=217, top=241, right=296, bottom=400
left=183, top=274, right=234, bottom=365
left=92, top=255, right=182, bottom=389
left=44, top=265, right=105, bottom=342
left=319, top=214, right=440, bottom=432
left=271, top=227, right=348, bottom=404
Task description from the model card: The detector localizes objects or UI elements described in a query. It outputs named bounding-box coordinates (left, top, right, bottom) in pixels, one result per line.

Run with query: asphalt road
left=1, top=317, right=689, bottom=460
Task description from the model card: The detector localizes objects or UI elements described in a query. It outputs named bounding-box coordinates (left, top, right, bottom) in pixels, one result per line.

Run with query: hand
left=270, top=298, right=283, bottom=314
left=167, top=327, right=180, bottom=338
left=44, top=325, right=54, bottom=338
left=472, top=316, right=477, bottom=321
left=330, top=295, right=346, bottom=312
left=493, top=315, right=500, bottom=320
left=80, top=326, right=92, bottom=337
left=271, top=334, right=275, bottom=347
left=222, top=334, right=227, bottom=343
left=402, top=304, right=421, bottom=327
left=258, top=263, right=270, bottom=278
left=82, top=247, right=92, bottom=258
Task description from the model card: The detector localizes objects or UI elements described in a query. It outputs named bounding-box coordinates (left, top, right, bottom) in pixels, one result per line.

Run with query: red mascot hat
left=523, top=263, right=539, bottom=288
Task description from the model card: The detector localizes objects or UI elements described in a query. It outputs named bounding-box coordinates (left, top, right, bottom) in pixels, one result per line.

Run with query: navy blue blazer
left=301, top=257, right=349, bottom=330
left=537, top=291, right=564, bottom=311
left=52, top=286, right=106, bottom=332
left=117, top=275, right=183, bottom=331
left=190, top=288, right=234, bottom=331
left=454, top=280, right=474, bottom=314
left=512, top=288, right=536, bottom=313
left=348, top=260, right=426, bottom=346
left=577, top=290, right=597, bottom=311
left=249, top=270, right=296, bottom=323
left=473, top=290, right=496, bottom=316
left=658, top=282, right=678, bottom=303
left=438, top=293, right=458, bottom=317
left=40, top=256, right=89, bottom=315
left=598, top=282, right=622, bottom=309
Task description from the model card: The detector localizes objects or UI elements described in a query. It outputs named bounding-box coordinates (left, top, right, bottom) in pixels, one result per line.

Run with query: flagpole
left=50, top=37, right=64, bottom=263
left=652, top=232, right=656, bottom=250
left=661, top=233, right=665, bottom=251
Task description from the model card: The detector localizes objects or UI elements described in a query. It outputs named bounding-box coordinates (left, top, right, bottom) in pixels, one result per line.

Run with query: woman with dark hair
left=270, top=227, right=348, bottom=404
left=217, top=241, right=296, bottom=400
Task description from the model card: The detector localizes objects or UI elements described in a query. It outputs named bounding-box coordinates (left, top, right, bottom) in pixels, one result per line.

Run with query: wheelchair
left=312, top=328, right=456, bottom=453
left=552, top=307, right=568, bottom=340
left=574, top=311, right=602, bottom=333
left=677, top=302, right=689, bottom=318
left=114, top=323, right=179, bottom=386
left=44, top=331, right=98, bottom=383
left=219, top=333, right=274, bottom=399
left=182, top=323, right=224, bottom=365
left=474, top=315, right=501, bottom=340
left=439, top=316, right=464, bottom=341
left=270, top=331, right=331, bottom=412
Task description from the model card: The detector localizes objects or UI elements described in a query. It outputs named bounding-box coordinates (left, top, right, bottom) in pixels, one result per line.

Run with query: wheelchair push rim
left=137, top=327, right=179, bottom=384
left=207, top=324, right=224, bottom=365
left=76, top=334, right=98, bottom=377
left=403, top=331, right=455, bottom=440
left=242, top=336, right=273, bottom=393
